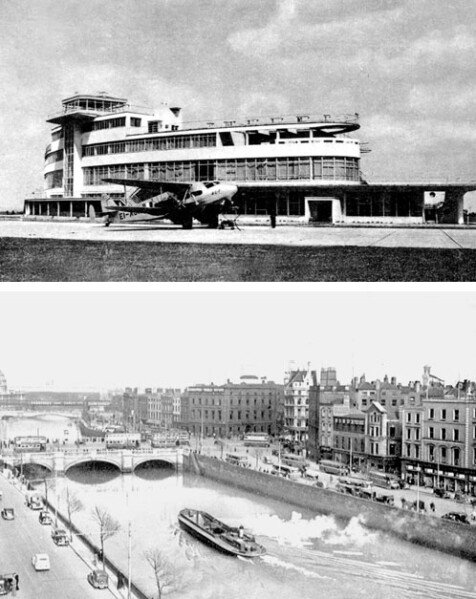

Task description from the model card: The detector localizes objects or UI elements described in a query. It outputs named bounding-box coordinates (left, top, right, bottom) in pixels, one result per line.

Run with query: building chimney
left=391, top=376, right=396, bottom=385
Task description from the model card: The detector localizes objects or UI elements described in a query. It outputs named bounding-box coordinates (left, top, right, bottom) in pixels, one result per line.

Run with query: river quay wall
left=188, top=454, right=476, bottom=561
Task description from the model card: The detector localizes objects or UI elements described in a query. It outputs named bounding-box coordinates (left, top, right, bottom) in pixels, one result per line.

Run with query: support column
left=70, top=201, right=73, bottom=218
left=440, top=190, right=466, bottom=224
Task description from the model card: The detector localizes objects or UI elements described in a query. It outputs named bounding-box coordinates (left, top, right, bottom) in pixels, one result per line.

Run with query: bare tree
left=144, top=547, right=177, bottom=599
left=91, top=506, right=121, bottom=569
left=65, top=486, right=83, bottom=541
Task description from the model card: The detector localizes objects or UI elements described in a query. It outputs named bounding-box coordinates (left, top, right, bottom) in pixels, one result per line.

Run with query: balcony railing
left=47, top=103, right=155, bottom=121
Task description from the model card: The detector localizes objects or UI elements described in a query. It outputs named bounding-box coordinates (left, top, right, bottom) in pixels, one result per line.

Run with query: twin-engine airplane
left=89, top=178, right=238, bottom=229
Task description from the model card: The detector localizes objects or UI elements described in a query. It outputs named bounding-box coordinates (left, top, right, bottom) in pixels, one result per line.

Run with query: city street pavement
left=2, top=220, right=476, bottom=249
left=197, top=436, right=476, bottom=521
left=0, top=474, right=123, bottom=599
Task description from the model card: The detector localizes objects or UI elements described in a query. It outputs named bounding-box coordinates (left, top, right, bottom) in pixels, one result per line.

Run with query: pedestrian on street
left=430, top=502, right=436, bottom=513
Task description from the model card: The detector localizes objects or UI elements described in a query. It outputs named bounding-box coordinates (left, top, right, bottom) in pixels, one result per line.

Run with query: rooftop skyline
left=1, top=0, right=476, bottom=211
left=0, top=289, right=475, bottom=391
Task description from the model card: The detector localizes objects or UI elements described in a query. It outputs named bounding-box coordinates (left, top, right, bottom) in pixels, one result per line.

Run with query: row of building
left=2, top=365, right=476, bottom=493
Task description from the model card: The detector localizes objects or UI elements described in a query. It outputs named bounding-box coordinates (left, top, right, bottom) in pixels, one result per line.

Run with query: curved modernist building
left=24, top=93, right=475, bottom=224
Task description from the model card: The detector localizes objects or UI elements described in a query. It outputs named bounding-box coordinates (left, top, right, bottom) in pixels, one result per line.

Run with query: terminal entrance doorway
left=307, top=199, right=334, bottom=223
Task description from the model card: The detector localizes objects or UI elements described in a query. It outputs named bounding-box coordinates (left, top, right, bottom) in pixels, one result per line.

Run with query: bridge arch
left=64, top=456, right=122, bottom=474
left=21, top=460, right=54, bottom=475
left=132, top=456, right=176, bottom=471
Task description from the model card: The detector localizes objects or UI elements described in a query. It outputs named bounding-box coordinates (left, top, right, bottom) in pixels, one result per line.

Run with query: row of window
left=407, top=443, right=462, bottom=465
left=189, top=397, right=274, bottom=405
left=82, top=133, right=216, bottom=156
left=428, top=408, right=460, bottom=421
left=346, top=191, right=423, bottom=218
left=406, top=409, right=461, bottom=423
left=83, top=156, right=360, bottom=185
left=190, top=410, right=222, bottom=420
left=82, top=117, right=127, bottom=132
left=427, top=427, right=461, bottom=441
left=334, top=436, right=365, bottom=452
left=361, top=397, right=404, bottom=407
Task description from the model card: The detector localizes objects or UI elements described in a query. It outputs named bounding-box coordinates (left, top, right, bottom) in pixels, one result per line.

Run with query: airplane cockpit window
left=204, top=182, right=215, bottom=188
left=191, top=190, right=203, bottom=197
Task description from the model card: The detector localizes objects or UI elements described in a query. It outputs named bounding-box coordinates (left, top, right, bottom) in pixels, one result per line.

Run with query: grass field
left=1, top=237, right=475, bottom=281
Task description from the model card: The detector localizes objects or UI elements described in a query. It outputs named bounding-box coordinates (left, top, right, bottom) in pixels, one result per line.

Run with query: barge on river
left=178, top=508, right=266, bottom=558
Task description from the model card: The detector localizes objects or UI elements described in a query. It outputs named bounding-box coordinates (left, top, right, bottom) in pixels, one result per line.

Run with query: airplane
left=89, top=178, right=238, bottom=229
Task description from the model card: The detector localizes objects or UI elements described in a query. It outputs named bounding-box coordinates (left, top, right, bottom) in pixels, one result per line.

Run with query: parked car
left=32, top=554, right=50, bottom=571
left=1, top=508, right=14, bottom=520
left=26, top=494, right=43, bottom=510
left=441, top=512, right=470, bottom=524
left=51, top=528, right=70, bottom=546
left=434, top=488, right=451, bottom=499
left=39, top=510, right=53, bottom=525
left=87, top=569, right=109, bottom=589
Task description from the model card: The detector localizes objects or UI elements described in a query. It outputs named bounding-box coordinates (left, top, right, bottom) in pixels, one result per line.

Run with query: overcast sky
left=1, top=0, right=476, bottom=211
left=0, top=289, right=475, bottom=391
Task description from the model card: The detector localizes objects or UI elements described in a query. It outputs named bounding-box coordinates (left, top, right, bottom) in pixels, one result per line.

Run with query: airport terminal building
left=24, top=93, right=476, bottom=225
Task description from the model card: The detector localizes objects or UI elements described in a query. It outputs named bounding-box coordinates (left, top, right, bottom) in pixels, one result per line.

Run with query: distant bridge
left=2, top=447, right=184, bottom=475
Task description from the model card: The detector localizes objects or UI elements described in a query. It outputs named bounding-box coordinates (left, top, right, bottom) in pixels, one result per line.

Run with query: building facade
left=333, top=412, right=366, bottom=470
left=401, top=384, right=476, bottom=493
left=180, top=376, right=283, bottom=437
left=284, top=366, right=317, bottom=442
left=24, top=93, right=475, bottom=224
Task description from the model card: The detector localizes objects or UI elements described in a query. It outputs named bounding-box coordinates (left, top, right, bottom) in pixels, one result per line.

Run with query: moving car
left=0, top=573, right=16, bottom=595
left=441, top=512, right=470, bottom=524
left=87, top=569, right=109, bottom=589
left=32, top=554, right=50, bottom=571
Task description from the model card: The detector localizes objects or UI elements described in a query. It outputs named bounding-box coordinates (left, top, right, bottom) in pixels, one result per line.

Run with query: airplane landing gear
left=182, top=216, right=193, bottom=229
left=208, top=214, right=219, bottom=229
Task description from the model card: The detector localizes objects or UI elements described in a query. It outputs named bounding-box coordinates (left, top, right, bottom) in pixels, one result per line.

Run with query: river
left=3, top=414, right=476, bottom=599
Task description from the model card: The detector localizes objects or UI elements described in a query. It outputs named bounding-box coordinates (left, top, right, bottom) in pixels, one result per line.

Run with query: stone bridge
left=3, top=447, right=185, bottom=475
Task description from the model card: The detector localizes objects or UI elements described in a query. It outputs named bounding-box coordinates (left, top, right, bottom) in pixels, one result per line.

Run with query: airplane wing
left=102, top=178, right=192, bottom=195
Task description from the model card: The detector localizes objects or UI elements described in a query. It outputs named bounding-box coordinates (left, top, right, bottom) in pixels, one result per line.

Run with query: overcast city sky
left=1, top=0, right=476, bottom=211
left=0, top=289, right=475, bottom=391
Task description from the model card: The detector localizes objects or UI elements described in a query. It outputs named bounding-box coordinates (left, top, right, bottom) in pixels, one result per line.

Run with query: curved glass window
left=45, top=170, right=63, bottom=189
left=83, top=156, right=360, bottom=185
